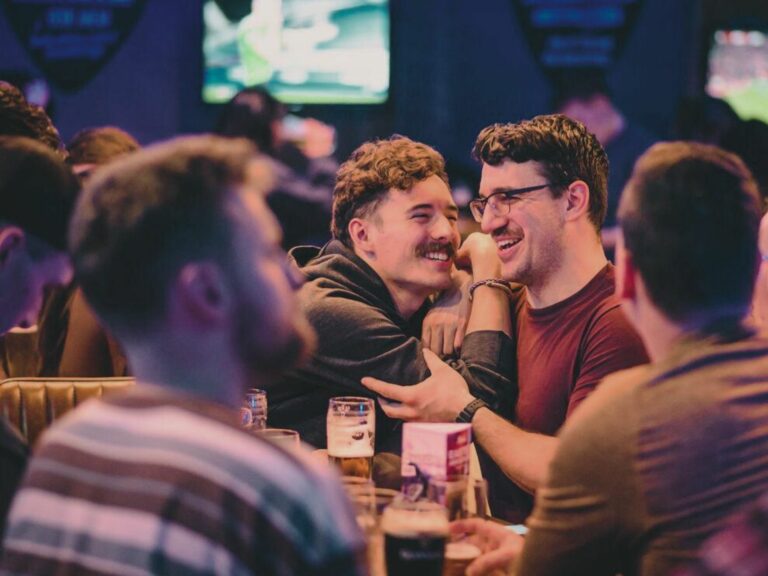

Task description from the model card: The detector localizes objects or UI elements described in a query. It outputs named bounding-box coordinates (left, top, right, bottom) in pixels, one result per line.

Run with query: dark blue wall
left=0, top=0, right=697, bottom=171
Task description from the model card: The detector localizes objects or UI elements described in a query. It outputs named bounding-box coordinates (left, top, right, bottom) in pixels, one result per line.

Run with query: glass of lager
left=243, top=388, right=267, bottom=430
left=327, top=396, right=375, bottom=479
left=382, top=498, right=448, bottom=576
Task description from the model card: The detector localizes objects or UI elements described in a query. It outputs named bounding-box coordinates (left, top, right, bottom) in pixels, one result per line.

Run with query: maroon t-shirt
left=483, top=264, right=649, bottom=522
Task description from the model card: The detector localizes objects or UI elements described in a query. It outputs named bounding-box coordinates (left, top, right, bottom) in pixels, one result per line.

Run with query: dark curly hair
left=473, top=114, right=608, bottom=231
left=0, top=81, right=63, bottom=155
left=331, top=135, right=449, bottom=247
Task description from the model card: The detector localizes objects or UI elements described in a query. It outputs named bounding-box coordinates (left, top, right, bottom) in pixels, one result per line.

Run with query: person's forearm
left=472, top=407, right=559, bottom=493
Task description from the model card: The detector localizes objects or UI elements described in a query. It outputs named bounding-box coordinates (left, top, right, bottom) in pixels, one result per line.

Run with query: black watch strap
left=456, top=398, right=488, bottom=423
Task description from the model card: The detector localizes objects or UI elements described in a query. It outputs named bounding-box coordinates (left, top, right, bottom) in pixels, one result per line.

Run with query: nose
left=431, top=214, right=458, bottom=243
left=480, top=205, right=506, bottom=234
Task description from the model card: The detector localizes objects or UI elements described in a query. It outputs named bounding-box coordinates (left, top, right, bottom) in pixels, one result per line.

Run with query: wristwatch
left=456, top=398, right=488, bottom=423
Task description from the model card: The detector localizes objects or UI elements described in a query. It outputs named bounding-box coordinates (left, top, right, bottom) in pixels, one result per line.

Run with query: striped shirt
left=0, top=385, right=366, bottom=575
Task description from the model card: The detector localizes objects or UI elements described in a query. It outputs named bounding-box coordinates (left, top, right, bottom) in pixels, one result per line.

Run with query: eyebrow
left=407, top=203, right=459, bottom=214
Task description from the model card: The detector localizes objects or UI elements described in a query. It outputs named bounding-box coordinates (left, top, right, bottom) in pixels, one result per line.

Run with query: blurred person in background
left=0, top=136, right=77, bottom=541
left=217, top=86, right=338, bottom=249
left=0, top=81, right=63, bottom=156
left=553, top=70, right=657, bottom=255
left=0, top=136, right=366, bottom=575
left=37, top=126, right=141, bottom=379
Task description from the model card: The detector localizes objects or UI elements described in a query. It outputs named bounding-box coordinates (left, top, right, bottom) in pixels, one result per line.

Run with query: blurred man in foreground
left=0, top=136, right=366, bottom=574
left=451, top=142, right=768, bottom=575
left=0, top=136, right=77, bottom=539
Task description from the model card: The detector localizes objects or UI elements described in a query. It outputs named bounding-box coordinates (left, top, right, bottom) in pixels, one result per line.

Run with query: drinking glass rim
left=329, top=396, right=375, bottom=406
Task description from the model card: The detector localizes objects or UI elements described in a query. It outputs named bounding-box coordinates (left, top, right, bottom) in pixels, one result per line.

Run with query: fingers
left=450, top=518, right=487, bottom=537
left=441, top=324, right=456, bottom=357
left=422, top=348, right=450, bottom=372
left=453, top=318, right=466, bottom=352
left=376, top=401, right=420, bottom=420
left=361, top=377, right=409, bottom=402
left=423, top=324, right=445, bottom=356
left=466, top=547, right=516, bottom=576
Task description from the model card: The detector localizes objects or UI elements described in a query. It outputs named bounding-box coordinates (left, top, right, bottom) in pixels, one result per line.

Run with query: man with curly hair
left=265, top=135, right=514, bottom=460
left=0, top=82, right=63, bottom=155
left=364, top=116, right=648, bottom=520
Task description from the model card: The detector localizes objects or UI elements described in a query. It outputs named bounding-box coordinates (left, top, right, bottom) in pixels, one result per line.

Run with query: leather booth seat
left=0, top=377, right=134, bottom=446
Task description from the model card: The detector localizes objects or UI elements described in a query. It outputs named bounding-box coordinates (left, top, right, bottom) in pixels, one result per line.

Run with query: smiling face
left=352, top=174, right=460, bottom=313
left=478, top=160, right=567, bottom=290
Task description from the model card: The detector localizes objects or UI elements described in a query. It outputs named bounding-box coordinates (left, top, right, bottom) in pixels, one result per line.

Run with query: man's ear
left=564, top=180, right=590, bottom=221
left=348, top=218, right=373, bottom=254
left=0, top=227, right=25, bottom=267
left=173, top=262, right=232, bottom=325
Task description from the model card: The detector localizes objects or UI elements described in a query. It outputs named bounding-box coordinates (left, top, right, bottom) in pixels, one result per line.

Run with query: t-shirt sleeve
left=517, top=377, right=640, bottom=576
left=567, top=304, right=648, bottom=417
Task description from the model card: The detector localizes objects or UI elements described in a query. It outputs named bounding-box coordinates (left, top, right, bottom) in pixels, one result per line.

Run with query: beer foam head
left=381, top=501, right=449, bottom=537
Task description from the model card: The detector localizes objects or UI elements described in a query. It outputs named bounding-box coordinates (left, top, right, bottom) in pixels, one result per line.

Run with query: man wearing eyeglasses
left=364, top=115, right=648, bottom=521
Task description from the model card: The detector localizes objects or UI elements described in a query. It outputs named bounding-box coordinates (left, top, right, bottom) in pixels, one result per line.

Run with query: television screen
left=706, top=29, right=768, bottom=124
left=203, top=0, right=389, bottom=104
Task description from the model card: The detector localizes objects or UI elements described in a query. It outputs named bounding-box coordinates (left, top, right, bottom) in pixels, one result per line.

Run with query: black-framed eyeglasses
left=468, top=184, right=550, bottom=222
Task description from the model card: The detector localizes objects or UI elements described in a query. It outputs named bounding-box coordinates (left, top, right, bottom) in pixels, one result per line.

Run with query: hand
left=422, top=269, right=472, bottom=356
left=450, top=518, right=524, bottom=576
left=361, top=349, right=475, bottom=422
left=456, top=233, right=502, bottom=280
left=301, top=118, right=336, bottom=158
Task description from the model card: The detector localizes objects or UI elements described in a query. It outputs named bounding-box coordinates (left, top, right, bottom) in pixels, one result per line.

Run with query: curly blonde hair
left=331, top=135, right=449, bottom=246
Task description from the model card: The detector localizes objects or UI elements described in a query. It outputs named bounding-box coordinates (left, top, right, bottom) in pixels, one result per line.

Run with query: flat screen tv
left=203, top=0, right=389, bottom=104
left=706, top=28, right=768, bottom=124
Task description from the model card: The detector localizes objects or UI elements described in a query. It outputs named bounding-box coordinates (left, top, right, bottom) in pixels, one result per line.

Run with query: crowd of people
left=1, top=76, right=768, bottom=575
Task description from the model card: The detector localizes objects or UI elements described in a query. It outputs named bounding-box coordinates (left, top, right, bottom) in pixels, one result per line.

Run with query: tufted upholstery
left=0, top=377, right=135, bottom=446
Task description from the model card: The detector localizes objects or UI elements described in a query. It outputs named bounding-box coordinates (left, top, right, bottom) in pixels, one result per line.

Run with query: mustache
left=415, top=241, right=457, bottom=258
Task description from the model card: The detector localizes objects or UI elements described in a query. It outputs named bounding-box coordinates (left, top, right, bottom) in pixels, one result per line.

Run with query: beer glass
left=382, top=498, right=449, bottom=576
left=254, top=428, right=300, bottom=449
left=327, top=396, right=375, bottom=479
left=243, top=388, right=267, bottom=430
left=427, top=477, right=487, bottom=576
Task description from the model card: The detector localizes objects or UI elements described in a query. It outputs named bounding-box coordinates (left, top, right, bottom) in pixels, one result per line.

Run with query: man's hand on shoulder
left=362, top=349, right=475, bottom=422
left=423, top=269, right=472, bottom=356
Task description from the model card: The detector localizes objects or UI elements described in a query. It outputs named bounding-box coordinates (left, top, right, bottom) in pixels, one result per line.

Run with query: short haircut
left=216, top=86, right=286, bottom=154
left=331, top=135, right=449, bottom=247
left=473, top=114, right=608, bottom=231
left=0, top=136, right=78, bottom=250
left=70, top=135, right=265, bottom=337
left=66, top=126, right=140, bottom=166
left=619, top=142, right=761, bottom=323
left=0, top=81, right=63, bottom=154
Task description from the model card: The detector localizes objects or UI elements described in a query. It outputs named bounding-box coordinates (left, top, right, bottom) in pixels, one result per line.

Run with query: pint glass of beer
left=382, top=499, right=448, bottom=576
left=327, top=396, right=375, bottom=478
left=243, top=388, right=267, bottom=430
